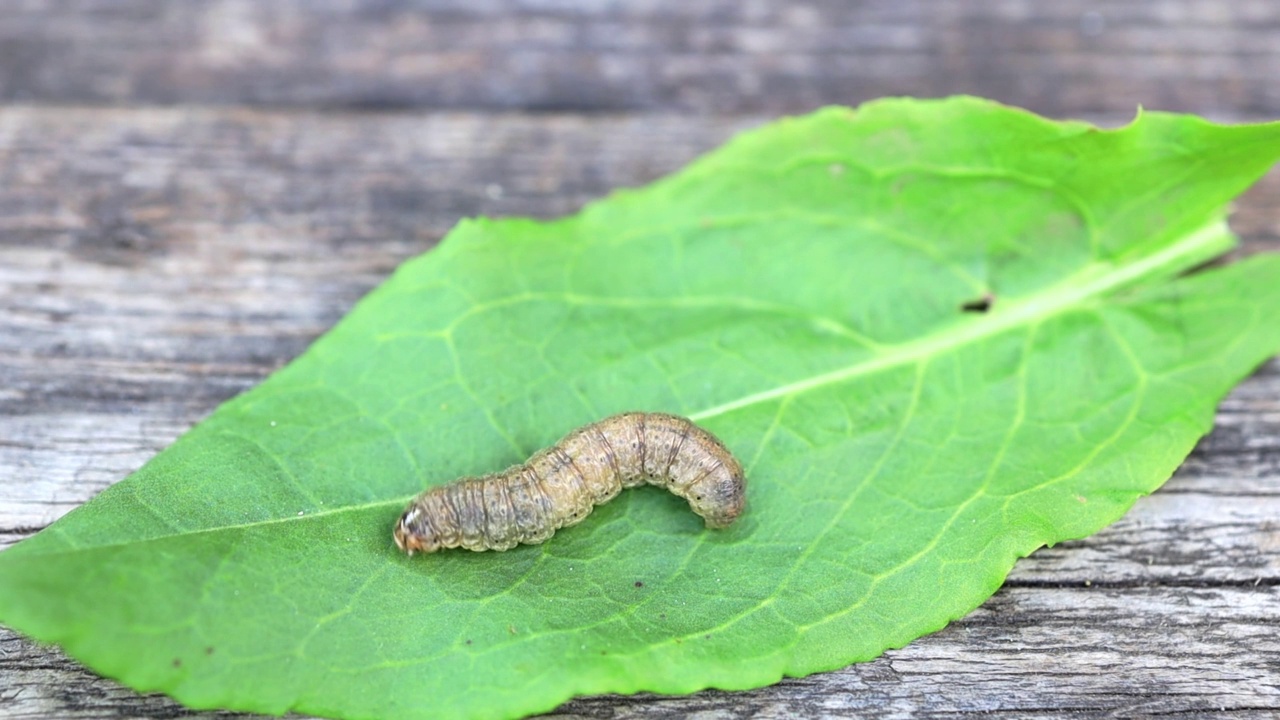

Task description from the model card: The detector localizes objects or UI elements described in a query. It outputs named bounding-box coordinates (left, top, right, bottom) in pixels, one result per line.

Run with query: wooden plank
left=5, top=582, right=1279, bottom=719
left=1, top=0, right=1279, bottom=117
left=1, top=107, right=1279, bottom=718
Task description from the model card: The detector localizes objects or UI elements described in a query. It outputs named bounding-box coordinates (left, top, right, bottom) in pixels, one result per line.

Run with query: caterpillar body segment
left=394, top=412, right=746, bottom=554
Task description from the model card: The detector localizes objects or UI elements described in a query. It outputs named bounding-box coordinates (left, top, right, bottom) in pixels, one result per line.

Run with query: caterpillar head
left=393, top=506, right=441, bottom=555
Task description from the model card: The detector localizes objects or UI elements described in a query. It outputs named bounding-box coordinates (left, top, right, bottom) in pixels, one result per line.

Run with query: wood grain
left=1, top=104, right=1278, bottom=718
left=2, top=0, right=1280, bottom=117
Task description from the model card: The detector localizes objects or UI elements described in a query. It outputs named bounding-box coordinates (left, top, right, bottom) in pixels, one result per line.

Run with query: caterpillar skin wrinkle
left=393, top=412, right=746, bottom=554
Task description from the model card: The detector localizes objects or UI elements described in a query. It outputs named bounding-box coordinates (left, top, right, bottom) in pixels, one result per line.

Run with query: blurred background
left=3, top=1, right=1280, bottom=718
left=4, top=1, right=1278, bottom=263
left=5, top=1, right=1278, bottom=116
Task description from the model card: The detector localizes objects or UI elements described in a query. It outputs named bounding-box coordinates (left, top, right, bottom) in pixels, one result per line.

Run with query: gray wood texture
left=3, top=0, right=1280, bottom=118
left=2, top=1, right=1280, bottom=718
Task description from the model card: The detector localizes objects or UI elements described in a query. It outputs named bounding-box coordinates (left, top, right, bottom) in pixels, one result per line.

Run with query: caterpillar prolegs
left=393, top=412, right=746, bottom=554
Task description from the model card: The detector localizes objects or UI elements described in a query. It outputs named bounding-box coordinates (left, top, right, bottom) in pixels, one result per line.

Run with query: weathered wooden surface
left=2, top=0, right=1280, bottom=117
left=3, top=0, right=1280, bottom=717
left=1, top=106, right=1278, bottom=719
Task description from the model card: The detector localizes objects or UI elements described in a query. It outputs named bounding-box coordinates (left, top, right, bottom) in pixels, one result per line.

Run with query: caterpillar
left=393, top=412, right=746, bottom=554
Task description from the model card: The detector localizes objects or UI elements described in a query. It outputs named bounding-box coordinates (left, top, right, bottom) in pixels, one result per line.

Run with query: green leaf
left=3, top=97, right=1280, bottom=720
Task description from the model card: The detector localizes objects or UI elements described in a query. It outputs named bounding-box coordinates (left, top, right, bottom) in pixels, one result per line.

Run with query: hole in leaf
left=961, top=293, right=995, bottom=313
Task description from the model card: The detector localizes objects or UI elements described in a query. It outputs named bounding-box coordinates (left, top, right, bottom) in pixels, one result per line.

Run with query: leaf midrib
left=13, top=218, right=1231, bottom=560
left=692, top=218, right=1232, bottom=421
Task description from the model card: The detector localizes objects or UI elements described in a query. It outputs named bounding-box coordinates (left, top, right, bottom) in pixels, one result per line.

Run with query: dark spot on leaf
left=172, top=658, right=182, bottom=668
left=961, top=293, right=995, bottom=313
left=660, top=613, right=667, bottom=620
left=465, top=639, right=473, bottom=645
left=205, top=647, right=214, bottom=655
left=704, top=635, right=711, bottom=640
left=634, top=580, right=644, bottom=588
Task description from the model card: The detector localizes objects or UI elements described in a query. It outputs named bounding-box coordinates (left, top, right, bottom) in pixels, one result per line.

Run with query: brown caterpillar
left=393, top=412, right=745, bottom=554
